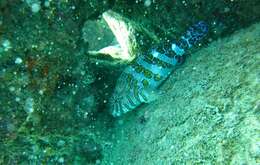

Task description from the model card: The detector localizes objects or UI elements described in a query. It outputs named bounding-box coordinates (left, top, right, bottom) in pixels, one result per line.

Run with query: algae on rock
left=0, top=1, right=110, bottom=164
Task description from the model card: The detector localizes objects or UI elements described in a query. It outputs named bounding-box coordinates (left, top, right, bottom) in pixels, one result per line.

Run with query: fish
left=108, top=21, right=208, bottom=117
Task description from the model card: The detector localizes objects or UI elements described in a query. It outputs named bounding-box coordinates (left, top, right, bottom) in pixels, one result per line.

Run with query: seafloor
left=0, top=0, right=259, bottom=164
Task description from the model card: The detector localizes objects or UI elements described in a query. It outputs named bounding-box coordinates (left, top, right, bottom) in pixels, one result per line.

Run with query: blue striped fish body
left=109, top=21, right=208, bottom=117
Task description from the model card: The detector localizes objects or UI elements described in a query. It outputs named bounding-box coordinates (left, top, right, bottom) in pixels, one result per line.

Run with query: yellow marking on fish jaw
left=144, top=54, right=154, bottom=63
left=126, top=74, right=134, bottom=88
left=135, top=65, right=143, bottom=73
left=143, top=69, right=153, bottom=79
left=132, top=83, right=142, bottom=102
left=142, top=79, right=149, bottom=87
left=154, top=74, right=162, bottom=81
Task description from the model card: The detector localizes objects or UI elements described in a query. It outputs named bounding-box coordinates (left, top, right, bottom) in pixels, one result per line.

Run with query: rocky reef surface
left=101, top=23, right=260, bottom=164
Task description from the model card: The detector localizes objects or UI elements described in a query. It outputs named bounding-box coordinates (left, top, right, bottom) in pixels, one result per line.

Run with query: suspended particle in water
left=24, top=97, right=34, bottom=113
left=15, top=57, right=23, bottom=64
left=31, top=2, right=41, bottom=13
left=144, top=0, right=152, bottom=7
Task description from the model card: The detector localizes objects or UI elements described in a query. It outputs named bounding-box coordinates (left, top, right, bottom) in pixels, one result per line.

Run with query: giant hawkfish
left=109, top=21, right=208, bottom=117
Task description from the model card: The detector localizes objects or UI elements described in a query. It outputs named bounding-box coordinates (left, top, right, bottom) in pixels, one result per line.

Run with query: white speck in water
left=15, top=97, right=21, bottom=102
left=144, top=0, right=152, bottom=7
left=80, top=71, right=85, bottom=76
left=2, top=39, right=12, bottom=51
left=96, top=159, right=101, bottom=164
left=31, top=3, right=41, bottom=13
left=58, top=157, right=64, bottom=163
left=25, top=97, right=34, bottom=113
left=57, top=140, right=65, bottom=147
left=9, top=86, right=15, bottom=92
left=44, top=0, right=50, bottom=7
left=15, top=57, right=23, bottom=64
left=39, top=90, right=44, bottom=95
left=84, top=112, right=89, bottom=118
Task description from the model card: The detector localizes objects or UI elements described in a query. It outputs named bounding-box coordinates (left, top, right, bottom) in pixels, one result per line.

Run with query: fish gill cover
left=0, top=0, right=259, bottom=164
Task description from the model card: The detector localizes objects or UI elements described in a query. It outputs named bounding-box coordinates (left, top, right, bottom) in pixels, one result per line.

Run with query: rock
left=112, top=0, right=260, bottom=41
left=101, top=22, right=260, bottom=164
left=75, top=138, right=103, bottom=163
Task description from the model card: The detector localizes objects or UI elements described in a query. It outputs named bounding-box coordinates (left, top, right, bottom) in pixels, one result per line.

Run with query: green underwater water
left=0, top=0, right=259, bottom=164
